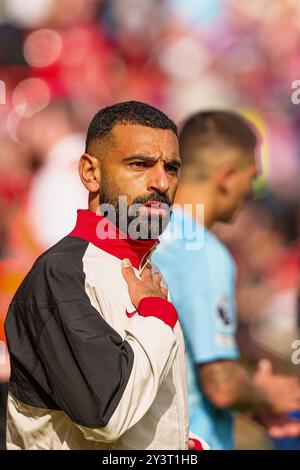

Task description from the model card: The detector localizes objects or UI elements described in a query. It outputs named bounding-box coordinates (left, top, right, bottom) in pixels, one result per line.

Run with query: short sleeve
left=153, top=239, right=240, bottom=366
left=177, top=275, right=240, bottom=365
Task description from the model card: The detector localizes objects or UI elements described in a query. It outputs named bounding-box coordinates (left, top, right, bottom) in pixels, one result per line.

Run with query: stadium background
left=0, top=0, right=300, bottom=450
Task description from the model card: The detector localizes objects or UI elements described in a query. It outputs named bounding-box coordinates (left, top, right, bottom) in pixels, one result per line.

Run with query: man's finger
left=121, top=259, right=139, bottom=285
left=257, top=358, right=273, bottom=375
left=161, top=283, right=168, bottom=299
left=188, top=439, right=196, bottom=450
left=140, top=264, right=152, bottom=282
left=152, top=272, right=162, bottom=289
left=268, top=421, right=300, bottom=438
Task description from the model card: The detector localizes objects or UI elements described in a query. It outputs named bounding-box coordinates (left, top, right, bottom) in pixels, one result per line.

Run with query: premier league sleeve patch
left=215, top=296, right=235, bottom=334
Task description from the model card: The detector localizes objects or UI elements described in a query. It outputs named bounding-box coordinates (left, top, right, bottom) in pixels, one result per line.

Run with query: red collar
left=69, top=209, right=157, bottom=269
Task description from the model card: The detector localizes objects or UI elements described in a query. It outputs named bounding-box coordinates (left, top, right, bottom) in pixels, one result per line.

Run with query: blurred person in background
left=220, top=196, right=300, bottom=359
left=216, top=195, right=300, bottom=449
left=153, top=110, right=300, bottom=450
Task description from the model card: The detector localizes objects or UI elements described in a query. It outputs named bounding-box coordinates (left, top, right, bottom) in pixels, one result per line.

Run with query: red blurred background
left=0, top=0, right=300, bottom=449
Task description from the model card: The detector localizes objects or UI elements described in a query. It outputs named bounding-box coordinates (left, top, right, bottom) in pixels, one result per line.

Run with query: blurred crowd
left=0, top=0, right=300, bottom=449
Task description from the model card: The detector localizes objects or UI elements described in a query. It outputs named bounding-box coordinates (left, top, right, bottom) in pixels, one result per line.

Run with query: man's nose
left=147, top=166, right=169, bottom=194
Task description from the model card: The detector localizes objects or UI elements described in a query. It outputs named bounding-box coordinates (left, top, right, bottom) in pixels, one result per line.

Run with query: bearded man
left=5, top=101, right=206, bottom=450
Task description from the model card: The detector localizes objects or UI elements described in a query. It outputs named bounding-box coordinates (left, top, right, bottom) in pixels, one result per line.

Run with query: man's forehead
left=111, top=123, right=179, bottom=152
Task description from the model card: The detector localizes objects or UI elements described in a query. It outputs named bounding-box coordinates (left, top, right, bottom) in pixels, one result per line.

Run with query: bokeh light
left=12, top=78, right=50, bottom=118
left=24, top=29, right=62, bottom=68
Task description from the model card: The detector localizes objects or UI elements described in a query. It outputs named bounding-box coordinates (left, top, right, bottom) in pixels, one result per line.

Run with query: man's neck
left=174, top=182, right=217, bottom=229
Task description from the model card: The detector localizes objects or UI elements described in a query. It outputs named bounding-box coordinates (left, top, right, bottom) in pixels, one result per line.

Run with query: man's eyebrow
left=122, top=155, right=157, bottom=162
left=122, top=155, right=181, bottom=167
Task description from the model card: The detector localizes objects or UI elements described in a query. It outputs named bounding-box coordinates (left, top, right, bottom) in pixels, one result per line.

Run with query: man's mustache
left=131, top=192, right=172, bottom=208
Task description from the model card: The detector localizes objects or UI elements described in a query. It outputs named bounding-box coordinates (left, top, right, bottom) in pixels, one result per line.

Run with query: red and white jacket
left=5, top=209, right=207, bottom=450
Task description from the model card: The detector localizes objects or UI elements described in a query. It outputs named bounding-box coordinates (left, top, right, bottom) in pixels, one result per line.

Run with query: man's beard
left=99, top=177, right=172, bottom=240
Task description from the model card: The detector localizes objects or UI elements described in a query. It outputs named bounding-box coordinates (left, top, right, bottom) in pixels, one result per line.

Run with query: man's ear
left=214, top=163, right=236, bottom=194
left=78, top=153, right=101, bottom=192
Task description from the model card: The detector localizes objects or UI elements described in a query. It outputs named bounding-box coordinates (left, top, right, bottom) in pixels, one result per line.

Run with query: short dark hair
left=85, top=101, right=177, bottom=152
left=179, top=110, right=258, bottom=178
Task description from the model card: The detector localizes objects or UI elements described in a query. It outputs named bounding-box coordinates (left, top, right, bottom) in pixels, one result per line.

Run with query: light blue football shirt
left=152, top=207, right=239, bottom=450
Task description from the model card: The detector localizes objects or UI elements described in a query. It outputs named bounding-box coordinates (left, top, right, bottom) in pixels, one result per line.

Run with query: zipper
left=172, top=327, right=189, bottom=449
left=139, top=240, right=188, bottom=448
left=138, top=241, right=159, bottom=273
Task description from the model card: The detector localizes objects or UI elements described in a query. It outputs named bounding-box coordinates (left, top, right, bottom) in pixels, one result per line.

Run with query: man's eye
left=130, top=162, right=146, bottom=167
left=165, top=165, right=179, bottom=174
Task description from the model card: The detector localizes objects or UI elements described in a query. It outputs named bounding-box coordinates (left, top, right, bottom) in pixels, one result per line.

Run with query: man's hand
left=188, top=439, right=196, bottom=450
left=188, top=434, right=210, bottom=450
left=253, top=359, right=300, bottom=414
left=256, top=412, right=300, bottom=439
left=0, top=363, right=10, bottom=383
left=121, top=259, right=168, bottom=308
left=0, top=343, right=10, bottom=383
